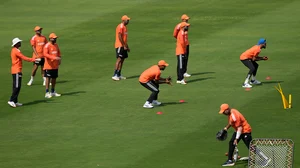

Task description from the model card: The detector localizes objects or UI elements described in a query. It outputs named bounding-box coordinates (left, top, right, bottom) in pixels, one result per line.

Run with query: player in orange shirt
left=139, top=60, right=171, bottom=108
left=8, top=38, right=40, bottom=108
left=43, top=33, right=61, bottom=98
left=27, top=26, right=48, bottom=86
left=176, top=22, right=190, bottom=85
left=112, top=15, right=131, bottom=81
left=173, top=14, right=191, bottom=78
left=240, top=38, right=268, bottom=88
left=218, top=104, right=271, bottom=167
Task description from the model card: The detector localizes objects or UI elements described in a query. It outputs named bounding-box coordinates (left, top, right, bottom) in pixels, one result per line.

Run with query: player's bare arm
left=32, top=46, right=39, bottom=57
left=234, top=126, right=243, bottom=145
left=118, top=32, right=128, bottom=50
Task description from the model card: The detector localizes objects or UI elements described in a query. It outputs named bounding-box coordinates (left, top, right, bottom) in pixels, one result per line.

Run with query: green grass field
left=0, top=0, right=300, bottom=167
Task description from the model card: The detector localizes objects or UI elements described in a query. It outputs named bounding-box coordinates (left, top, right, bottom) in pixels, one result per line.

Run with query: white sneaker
left=250, top=80, right=261, bottom=85
left=143, top=102, right=154, bottom=108
left=15, top=102, right=23, bottom=106
left=152, top=100, right=162, bottom=106
left=8, top=101, right=16, bottom=108
left=184, top=73, right=191, bottom=77
left=176, top=80, right=187, bottom=85
left=112, top=76, right=120, bottom=81
left=45, top=92, right=52, bottom=98
left=51, top=92, right=61, bottom=97
left=43, top=81, right=46, bottom=86
left=242, top=83, right=252, bottom=88
left=27, top=80, right=33, bottom=86
left=119, top=76, right=126, bottom=80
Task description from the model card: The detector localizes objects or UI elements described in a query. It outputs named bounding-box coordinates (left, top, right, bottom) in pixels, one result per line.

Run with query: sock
left=43, top=77, right=46, bottom=81
left=251, top=76, right=256, bottom=81
left=51, top=88, right=55, bottom=93
left=114, top=70, right=118, bottom=76
left=117, top=70, right=121, bottom=77
left=31, top=76, right=34, bottom=80
left=244, top=74, right=251, bottom=84
left=46, top=89, right=49, bottom=93
left=119, top=70, right=122, bottom=76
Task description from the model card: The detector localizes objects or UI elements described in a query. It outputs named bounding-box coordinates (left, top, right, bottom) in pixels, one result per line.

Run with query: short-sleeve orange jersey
left=43, top=42, right=61, bottom=70
left=228, top=109, right=252, bottom=133
left=115, top=23, right=128, bottom=48
left=30, top=35, right=47, bottom=58
left=139, top=65, right=161, bottom=83
left=173, top=22, right=189, bottom=45
left=10, top=48, right=34, bottom=74
left=240, top=45, right=261, bottom=60
left=176, top=29, right=186, bottom=55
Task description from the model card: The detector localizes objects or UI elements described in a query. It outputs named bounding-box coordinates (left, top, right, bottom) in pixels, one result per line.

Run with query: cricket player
left=43, top=33, right=61, bottom=98
left=27, top=26, right=48, bottom=86
left=219, top=104, right=271, bottom=167
left=112, top=15, right=130, bottom=81
left=173, top=14, right=191, bottom=78
left=8, top=38, right=40, bottom=107
left=176, top=22, right=190, bottom=85
left=240, top=38, right=268, bottom=88
left=139, top=60, right=171, bottom=108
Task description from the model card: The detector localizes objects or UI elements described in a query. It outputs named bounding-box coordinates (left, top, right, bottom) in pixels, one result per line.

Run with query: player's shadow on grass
left=24, top=99, right=53, bottom=106
left=187, top=77, right=215, bottom=83
left=56, top=80, right=69, bottom=84
left=161, top=102, right=186, bottom=106
left=261, top=81, right=284, bottom=84
left=62, top=91, right=86, bottom=96
left=126, top=75, right=140, bottom=79
left=190, top=72, right=215, bottom=76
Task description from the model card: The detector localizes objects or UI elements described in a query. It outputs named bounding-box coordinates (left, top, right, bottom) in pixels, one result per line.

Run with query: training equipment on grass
left=216, top=129, right=227, bottom=141
left=275, top=83, right=292, bottom=109
left=248, top=138, right=295, bottom=168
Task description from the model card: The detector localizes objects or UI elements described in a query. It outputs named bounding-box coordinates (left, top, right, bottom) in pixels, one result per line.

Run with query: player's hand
left=263, top=56, right=268, bottom=60
left=233, top=139, right=238, bottom=145
left=127, top=47, right=130, bottom=52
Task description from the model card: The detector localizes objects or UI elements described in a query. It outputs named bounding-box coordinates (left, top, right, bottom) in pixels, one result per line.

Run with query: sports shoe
left=242, top=83, right=252, bottom=88
left=45, top=92, right=52, bottom=98
left=15, top=102, right=23, bottom=107
left=261, top=158, right=271, bottom=167
left=176, top=80, right=187, bottom=85
left=112, top=76, right=120, bottom=81
left=152, top=100, right=162, bottom=106
left=27, top=80, right=33, bottom=86
left=119, top=76, right=127, bottom=80
left=8, top=101, right=16, bottom=108
left=51, top=92, right=61, bottom=97
left=250, top=80, right=261, bottom=85
left=222, top=160, right=235, bottom=167
left=143, top=102, right=154, bottom=108
left=184, top=73, right=191, bottom=77
left=43, top=81, right=46, bottom=86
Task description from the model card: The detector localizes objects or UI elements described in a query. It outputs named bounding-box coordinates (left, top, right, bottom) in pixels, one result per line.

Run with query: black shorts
left=115, top=47, right=128, bottom=59
left=44, top=69, right=58, bottom=78
left=33, top=58, right=45, bottom=66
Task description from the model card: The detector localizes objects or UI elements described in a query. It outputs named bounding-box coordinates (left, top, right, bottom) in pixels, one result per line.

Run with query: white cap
left=12, top=37, right=22, bottom=47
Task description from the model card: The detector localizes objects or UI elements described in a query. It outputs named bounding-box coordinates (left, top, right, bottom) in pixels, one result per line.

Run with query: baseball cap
left=219, top=103, right=229, bottom=114
left=158, top=60, right=169, bottom=67
left=180, top=22, right=190, bottom=28
left=257, top=38, right=266, bottom=45
left=121, top=15, right=131, bottom=21
left=34, top=26, right=42, bottom=31
left=181, top=14, right=190, bottom=20
left=11, top=37, right=22, bottom=47
left=49, top=33, right=58, bottom=39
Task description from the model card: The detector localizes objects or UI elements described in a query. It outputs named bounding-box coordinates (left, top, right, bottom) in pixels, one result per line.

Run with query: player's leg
left=50, top=69, right=61, bottom=97
left=44, top=70, right=52, bottom=98
left=176, top=54, right=187, bottom=84
left=183, top=45, right=191, bottom=77
left=14, top=73, right=23, bottom=106
left=140, top=81, right=159, bottom=108
left=27, top=63, right=38, bottom=86
left=8, top=74, right=18, bottom=107
left=250, top=61, right=261, bottom=84
left=118, top=50, right=128, bottom=79
left=222, top=132, right=237, bottom=166
left=241, top=59, right=255, bottom=88
left=152, top=81, right=161, bottom=105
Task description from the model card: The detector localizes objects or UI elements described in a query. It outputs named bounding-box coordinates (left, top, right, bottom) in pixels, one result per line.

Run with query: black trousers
left=228, top=132, right=252, bottom=160
left=183, top=45, right=189, bottom=74
left=10, top=73, right=22, bottom=103
left=140, top=80, right=159, bottom=103
left=241, top=59, right=259, bottom=77
left=177, top=54, right=187, bottom=80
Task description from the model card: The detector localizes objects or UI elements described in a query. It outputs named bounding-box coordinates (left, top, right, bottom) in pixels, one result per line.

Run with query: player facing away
left=8, top=38, right=40, bottom=107
left=43, top=33, right=62, bottom=98
left=27, top=26, right=48, bottom=86
left=173, top=14, right=191, bottom=78
left=176, top=22, right=190, bottom=85
left=112, top=15, right=131, bottom=81
left=139, top=60, right=172, bottom=108
left=218, top=104, right=271, bottom=167
left=240, top=38, right=268, bottom=88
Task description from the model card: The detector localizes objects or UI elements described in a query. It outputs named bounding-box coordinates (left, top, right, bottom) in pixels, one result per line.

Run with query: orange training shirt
left=228, top=109, right=252, bottom=133
left=30, top=34, right=47, bottom=58
left=176, top=29, right=186, bottom=55
left=115, top=23, right=128, bottom=48
left=43, top=42, right=61, bottom=70
left=173, top=22, right=189, bottom=45
left=139, top=65, right=161, bottom=83
left=240, top=45, right=261, bottom=60
left=10, top=47, right=34, bottom=74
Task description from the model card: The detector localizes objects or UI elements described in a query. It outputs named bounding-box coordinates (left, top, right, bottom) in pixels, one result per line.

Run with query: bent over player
left=240, top=38, right=268, bottom=88
left=218, top=104, right=271, bottom=167
left=139, top=60, right=171, bottom=108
